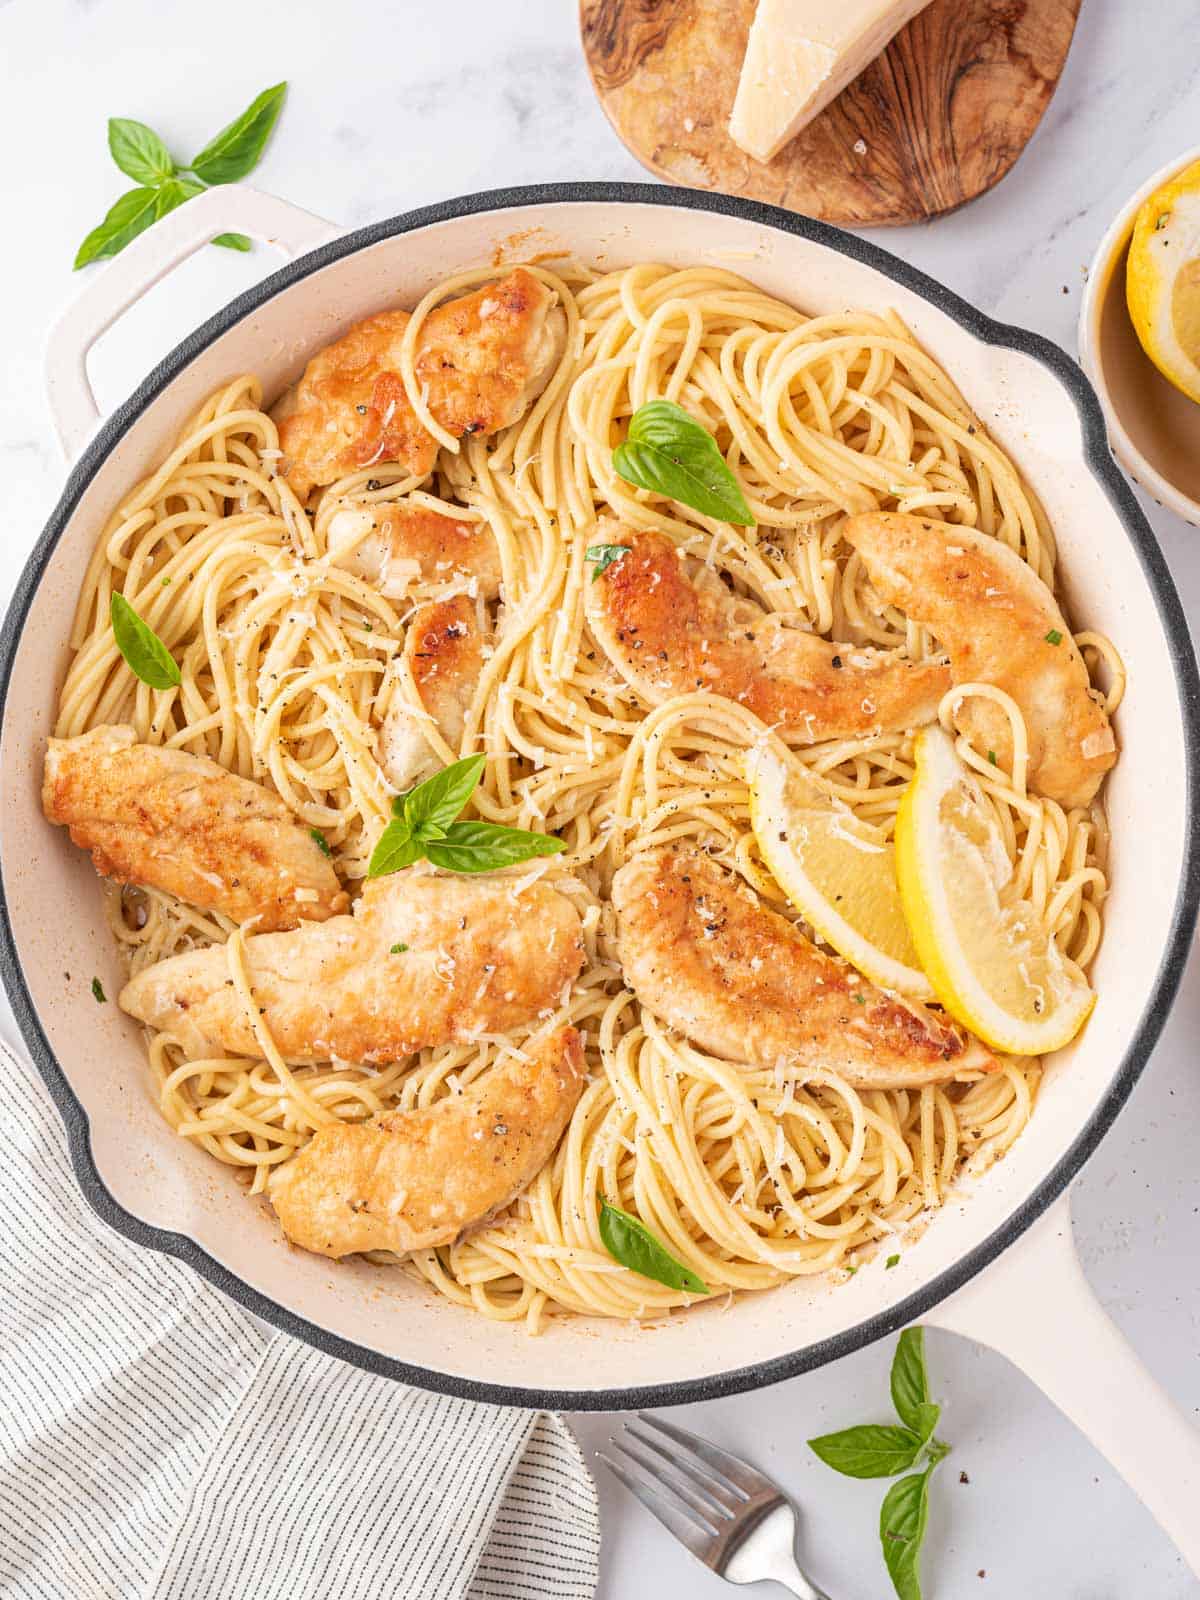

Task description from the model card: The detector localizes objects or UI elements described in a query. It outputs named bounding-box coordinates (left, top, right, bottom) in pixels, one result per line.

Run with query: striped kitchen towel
left=0, top=1039, right=600, bottom=1599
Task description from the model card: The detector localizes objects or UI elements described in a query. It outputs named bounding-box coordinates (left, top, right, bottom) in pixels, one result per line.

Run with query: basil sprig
left=367, top=755, right=566, bottom=879
left=110, top=593, right=181, bottom=690
left=598, top=1199, right=709, bottom=1295
left=612, top=400, right=753, bottom=525
left=809, top=1329, right=950, bottom=1600
left=74, top=84, right=286, bottom=268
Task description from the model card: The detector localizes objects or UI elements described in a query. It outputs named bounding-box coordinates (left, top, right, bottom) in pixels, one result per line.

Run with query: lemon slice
left=1127, top=156, right=1200, bottom=404
left=894, top=726, right=1095, bottom=1055
left=747, top=743, right=933, bottom=1000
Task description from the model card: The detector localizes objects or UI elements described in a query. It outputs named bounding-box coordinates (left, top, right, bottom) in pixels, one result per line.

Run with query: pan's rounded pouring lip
left=2, top=182, right=1198, bottom=1410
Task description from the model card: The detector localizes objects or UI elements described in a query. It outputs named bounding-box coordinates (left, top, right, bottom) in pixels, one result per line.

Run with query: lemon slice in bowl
left=1126, top=156, right=1200, bottom=405
left=746, top=742, right=933, bottom=1001
left=894, top=725, right=1095, bottom=1055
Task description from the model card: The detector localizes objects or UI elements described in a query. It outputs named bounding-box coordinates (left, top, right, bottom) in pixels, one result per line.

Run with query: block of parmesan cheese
left=729, top=0, right=935, bottom=164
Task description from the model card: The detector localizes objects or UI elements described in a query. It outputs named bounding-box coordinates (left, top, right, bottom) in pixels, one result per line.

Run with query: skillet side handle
left=924, top=1190, right=1200, bottom=1574
left=45, top=184, right=339, bottom=461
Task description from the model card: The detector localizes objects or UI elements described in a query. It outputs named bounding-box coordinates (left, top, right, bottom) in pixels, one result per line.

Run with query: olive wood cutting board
left=580, top=0, right=1082, bottom=226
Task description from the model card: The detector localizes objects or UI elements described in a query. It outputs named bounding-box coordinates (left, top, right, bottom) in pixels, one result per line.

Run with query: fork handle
left=750, top=1548, right=832, bottom=1599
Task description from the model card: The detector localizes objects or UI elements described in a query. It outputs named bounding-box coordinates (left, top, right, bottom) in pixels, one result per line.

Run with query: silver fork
left=598, top=1412, right=834, bottom=1597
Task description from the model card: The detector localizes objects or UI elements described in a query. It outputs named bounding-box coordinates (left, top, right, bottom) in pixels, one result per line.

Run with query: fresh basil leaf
left=366, top=820, right=422, bottom=880
left=74, top=187, right=160, bottom=269
left=891, top=1329, right=934, bottom=1438
left=807, top=1424, right=924, bottom=1480
left=109, top=593, right=181, bottom=689
left=213, top=232, right=253, bottom=251
left=879, top=1467, right=932, bottom=1600
left=585, top=543, right=630, bottom=582
left=190, top=81, right=287, bottom=185
left=613, top=399, right=753, bottom=525
left=401, top=753, right=487, bottom=836
left=153, top=176, right=205, bottom=220
left=424, top=821, right=566, bottom=875
left=107, top=117, right=175, bottom=185
left=598, top=1200, right=708, bottom=1294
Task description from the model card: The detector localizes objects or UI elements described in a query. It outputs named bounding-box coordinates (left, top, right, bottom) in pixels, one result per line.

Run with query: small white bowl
left=1079, top=145, right=1200, bottom=528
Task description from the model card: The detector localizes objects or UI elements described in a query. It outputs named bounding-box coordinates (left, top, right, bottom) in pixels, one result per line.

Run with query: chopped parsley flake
left=885, top=1254, right=900, bottom=1269
left=309, top=828, right=332, bottom=856
left=987, top=750, right=997, bottom=766
left=389, top=942, right=409, bottom=954
left=91, top=977, right=107, bottom=1004
left=1044, top=628, right=1063, bottom=646
left=853, top=993, right=866, bottom=1005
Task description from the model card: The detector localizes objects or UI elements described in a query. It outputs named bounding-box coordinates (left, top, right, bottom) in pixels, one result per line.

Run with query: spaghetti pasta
left=55, top=261, right=1120, bottom=1332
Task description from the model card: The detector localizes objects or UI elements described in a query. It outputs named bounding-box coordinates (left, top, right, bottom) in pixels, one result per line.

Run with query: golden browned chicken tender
left=328, top=500, right=502, bottom=599
left=613, top=844, right=993, bottom=1090
left=269, top=1026, right=586, bottom=1259
left=380, top=594, right=483, bottom=792
left=43, top=725, right=347, bottom=932
left=274, top=311, right=437, bottom=499
left=119, top=872, right=584, bottom=1064
left=586, top=527, right=950, bottom=742
left=275, top=269, right=566, bottom=498
left=842, top=513, right=1117, bottom=809
left=416, top=268, right=565, bottom=441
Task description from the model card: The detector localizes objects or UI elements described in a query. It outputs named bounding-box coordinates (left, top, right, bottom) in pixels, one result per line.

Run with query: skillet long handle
left=44, top=185, right=339, bottom=461
left=923, top=1189, right=1200, bottom=1574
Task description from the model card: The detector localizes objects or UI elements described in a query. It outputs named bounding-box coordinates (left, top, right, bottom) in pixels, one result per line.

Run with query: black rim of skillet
left=2, top=181, right=1199, bottom=1412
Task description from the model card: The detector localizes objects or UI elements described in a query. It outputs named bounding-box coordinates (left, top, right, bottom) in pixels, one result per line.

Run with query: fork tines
left=597, top=1411, right=777, bottom=1559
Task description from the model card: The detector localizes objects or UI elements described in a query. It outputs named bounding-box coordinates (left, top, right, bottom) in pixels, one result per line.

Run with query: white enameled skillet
left=3, top=182, right=1200, bottom=1565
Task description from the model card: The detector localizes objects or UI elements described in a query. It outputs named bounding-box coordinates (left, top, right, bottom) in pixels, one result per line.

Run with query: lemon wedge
left=1126, top=156, right=1200, bottom=405
left=747, top=743, right=933, bottom=1000
left=894, top=726, right=1095, bottom=1055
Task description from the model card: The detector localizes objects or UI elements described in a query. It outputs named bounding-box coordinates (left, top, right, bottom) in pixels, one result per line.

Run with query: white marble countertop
left=2, top=1, right=1200, bottom=1594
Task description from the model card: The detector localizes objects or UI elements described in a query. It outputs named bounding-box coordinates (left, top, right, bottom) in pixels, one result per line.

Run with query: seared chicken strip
left=269, top=1026, right=586, bottom=1259
left=272, top=310, right=436, bottom=498
left=380, top=594, right=483, bottom=792
left=328, top=500, right=502, bottom=599
left=119, top=872, right=584, bottom=1064
left=275, top=269, right=566, bottom=498
left=416, top=268, right=566, bottom=443
left=613, top=845, right=993, bottom=1090
left=586, top=527, right=950, bottom=742
left=843, top=513, right=1116, bottom=808
left=43, top=725, right=347, bottom=932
